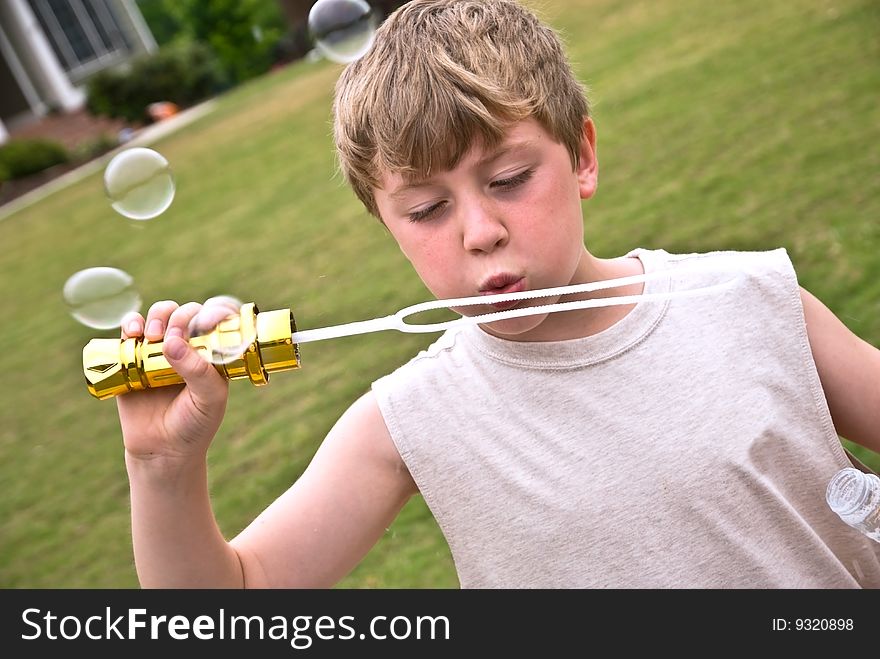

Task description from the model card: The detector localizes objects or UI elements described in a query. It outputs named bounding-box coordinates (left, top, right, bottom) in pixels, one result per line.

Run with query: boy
left=117, top=0, right=880, bottom=587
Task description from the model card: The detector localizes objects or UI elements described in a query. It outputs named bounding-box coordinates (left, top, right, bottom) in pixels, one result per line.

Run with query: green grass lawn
left=1, top=0, right=878, bottom=588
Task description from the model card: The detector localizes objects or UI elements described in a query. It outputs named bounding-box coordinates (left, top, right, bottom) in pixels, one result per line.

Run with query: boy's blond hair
left=333, top=0, right=590, bottom=218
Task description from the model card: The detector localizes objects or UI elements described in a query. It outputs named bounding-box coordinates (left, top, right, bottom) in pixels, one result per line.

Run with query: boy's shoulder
left=631, top=245, right=798, bottom=290
left=631, top=245, right=793, bottom=270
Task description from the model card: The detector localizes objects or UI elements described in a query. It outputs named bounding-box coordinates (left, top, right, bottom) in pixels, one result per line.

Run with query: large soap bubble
left=309, top=0, right=379, bottom=64
left=104, top=147, right=175, bottom=220
left=63, top=267, right=142, bottom=329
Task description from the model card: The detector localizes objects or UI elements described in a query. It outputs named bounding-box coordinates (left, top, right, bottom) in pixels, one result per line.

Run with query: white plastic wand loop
left=291, top=263, right=743, bottom=344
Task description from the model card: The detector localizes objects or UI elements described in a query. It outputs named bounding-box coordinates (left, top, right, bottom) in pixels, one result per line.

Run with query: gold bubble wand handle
left=83, top=303, right=300, bottom=400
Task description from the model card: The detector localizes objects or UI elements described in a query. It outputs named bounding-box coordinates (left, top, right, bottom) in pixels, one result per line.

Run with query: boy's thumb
left=163, top=334, right=225, bottom=397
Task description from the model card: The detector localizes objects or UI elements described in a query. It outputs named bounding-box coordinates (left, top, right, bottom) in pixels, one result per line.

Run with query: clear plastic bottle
left=826, top=467, right=880, bottom=543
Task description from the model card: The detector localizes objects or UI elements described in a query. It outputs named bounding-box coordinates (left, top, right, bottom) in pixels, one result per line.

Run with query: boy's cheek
left=412, top=259, right=463, bottom=298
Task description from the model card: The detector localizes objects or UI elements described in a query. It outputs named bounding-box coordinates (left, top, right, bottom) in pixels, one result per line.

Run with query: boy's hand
left=116, top=301, right=229, bottom=468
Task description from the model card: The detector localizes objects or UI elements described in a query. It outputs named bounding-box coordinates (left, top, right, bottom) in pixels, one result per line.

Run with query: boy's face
left=374, top=117, right=598, bottom=340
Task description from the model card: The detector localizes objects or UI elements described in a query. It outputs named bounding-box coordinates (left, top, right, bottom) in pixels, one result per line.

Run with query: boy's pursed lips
left=478, top=273, right=526, bottom=310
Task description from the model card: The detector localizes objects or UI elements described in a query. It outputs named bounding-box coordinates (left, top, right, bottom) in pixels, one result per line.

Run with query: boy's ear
left=577, top=118, right=598, bottom=200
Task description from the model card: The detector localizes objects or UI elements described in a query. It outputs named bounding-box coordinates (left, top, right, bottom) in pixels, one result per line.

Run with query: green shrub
left=86, top=40, right=227, bottom=122
left=72, top=133, right=119, bottom=162
left=0, top=139, right=68, bottom=179
left=160, top=0, right=286, bottom=84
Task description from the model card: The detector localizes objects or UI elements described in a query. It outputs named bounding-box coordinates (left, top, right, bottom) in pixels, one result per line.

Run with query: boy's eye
left=491, top=168, right=534, bottom=190
left=408, top=201, right=446, bottom=223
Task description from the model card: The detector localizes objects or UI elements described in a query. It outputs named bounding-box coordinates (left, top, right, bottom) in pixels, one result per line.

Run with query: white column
left=0, top=119, right=9, bottom=145
left=0, top=20, right=47, bottom=117
left=119, top=0, right=157, bottom=54
left=0, top=0, right=85, bottom=112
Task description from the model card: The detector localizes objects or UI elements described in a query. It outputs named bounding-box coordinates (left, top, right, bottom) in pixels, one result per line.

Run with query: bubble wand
left=82, top=263, right=742, bottom=399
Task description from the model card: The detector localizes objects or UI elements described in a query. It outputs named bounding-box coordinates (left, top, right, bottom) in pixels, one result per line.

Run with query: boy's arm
left=128, top=387, right=415, bottom=589
left=230, top=390, right=418, bottom=588
left=801, top=287, right=880, bottom=454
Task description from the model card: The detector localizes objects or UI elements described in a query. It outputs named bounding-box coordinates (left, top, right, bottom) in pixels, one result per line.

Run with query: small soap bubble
left=63, top=267, right=142, bottom=329
left=104, top=147, right=175, bottom=220
left=186, top=296, right=257, bottom=366
left=308, top=0, right=378, bottom=64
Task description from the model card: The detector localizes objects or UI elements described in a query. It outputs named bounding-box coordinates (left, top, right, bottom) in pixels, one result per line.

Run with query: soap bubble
left=186, top=296, right=257, bottom=365
left=104, top=147, right=175, bottom=220
left=63, top=267, right=142, bottom=329
left=309, top=0, right=378, bottom=64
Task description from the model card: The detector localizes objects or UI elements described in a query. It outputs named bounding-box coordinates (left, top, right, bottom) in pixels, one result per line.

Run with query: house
left=0, top=0, right=156, bottom=144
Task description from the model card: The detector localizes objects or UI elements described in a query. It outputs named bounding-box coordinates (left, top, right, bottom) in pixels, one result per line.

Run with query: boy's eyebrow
left=388, top=140, right=537, bottom=200
left=475, top=140, right=536, bottom=168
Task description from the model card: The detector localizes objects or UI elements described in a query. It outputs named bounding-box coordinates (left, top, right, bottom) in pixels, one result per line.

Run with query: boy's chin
left=477, top=313, right=549, bottom=340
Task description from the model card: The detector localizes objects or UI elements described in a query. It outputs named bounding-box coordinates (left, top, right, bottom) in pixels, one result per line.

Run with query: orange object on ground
left=147, top=102, right=180, bottom=122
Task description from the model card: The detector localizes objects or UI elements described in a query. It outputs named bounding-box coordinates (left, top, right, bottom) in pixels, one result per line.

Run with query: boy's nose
left=460, top=203, right=509, bottom=254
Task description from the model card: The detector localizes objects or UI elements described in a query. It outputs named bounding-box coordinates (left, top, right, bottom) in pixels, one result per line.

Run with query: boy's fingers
left=166, top=302, right=203, bottom=339
left=120, top=312, right=144, bottom=339
left=163, top=301, right=228, bottom=404
left=145, top=300, right=179, bottom=341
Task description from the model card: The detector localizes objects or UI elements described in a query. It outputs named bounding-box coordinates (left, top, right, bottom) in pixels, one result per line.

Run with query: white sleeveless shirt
left=372, top=248, right=880, bottom=587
